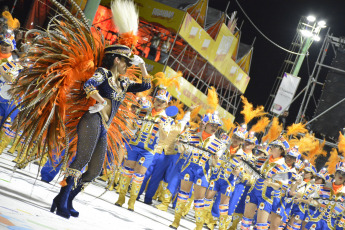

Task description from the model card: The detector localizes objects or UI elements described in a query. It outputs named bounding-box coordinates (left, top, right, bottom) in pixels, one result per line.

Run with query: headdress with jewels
left=303, top=162, right=317, bottom=175
left=286, top=146, right=301, bottom=160
left=256, top=142, right=269, bottom=156
left=316, top=167, right=330, bottom=181
left=270, top=135, right=290, bottom=152
left=137, top=96, right=152, bottom=109
left=202, top=111, right=222, bottom=126
left=336, top=161, right=345, bottom=173
left=1, top=37, right=15, bottom=50
left=233, top=124, right=248, bottom=140
left=245, top=131, right=258, bottom=145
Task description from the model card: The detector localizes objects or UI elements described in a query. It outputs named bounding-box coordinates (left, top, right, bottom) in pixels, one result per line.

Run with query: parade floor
left=0, top=149, right=198, bottom=230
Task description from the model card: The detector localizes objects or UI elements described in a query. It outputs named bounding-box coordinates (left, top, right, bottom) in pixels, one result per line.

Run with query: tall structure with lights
left=266, top=15, right=326, bottom=116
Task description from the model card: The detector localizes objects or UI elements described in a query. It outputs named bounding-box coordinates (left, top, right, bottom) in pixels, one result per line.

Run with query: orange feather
left=250, top=117, right=270, bottom=133
left=286, top=123, right=308, bottom=136
left=240, top=96, right=266, bottom=124
left=326, top=148, right=340, bottom=174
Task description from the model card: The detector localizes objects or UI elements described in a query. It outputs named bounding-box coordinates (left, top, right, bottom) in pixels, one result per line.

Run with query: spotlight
left=318, top=20, right=326, bottom=28
left=300, top=29, right=312, bottom=37
left=313, top=35, right=321, bottom=41
left=306, top=15, right=316, bottom=22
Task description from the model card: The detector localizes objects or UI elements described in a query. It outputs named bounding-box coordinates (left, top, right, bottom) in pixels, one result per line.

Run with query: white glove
left=89, top=103, right=105, bottom=113
left=130, top=55, right=144, bottom=66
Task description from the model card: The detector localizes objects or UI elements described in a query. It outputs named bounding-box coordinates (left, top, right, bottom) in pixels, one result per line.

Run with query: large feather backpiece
left=8, top=1, right=137, bottom=168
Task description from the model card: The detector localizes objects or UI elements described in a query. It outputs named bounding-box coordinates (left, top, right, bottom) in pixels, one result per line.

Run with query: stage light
left=300, top=29, right=312, bottom=37
left=313, top=35, right=321, bottom=41
left=306, top=15, right=316, bottom=22
left=318, top=20, right=326, bottom=28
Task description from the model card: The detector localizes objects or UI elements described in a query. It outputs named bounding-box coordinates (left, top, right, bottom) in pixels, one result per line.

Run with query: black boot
left=50, top=176, right=75, bottom=219
left=68, top=184, right=83, bottom=217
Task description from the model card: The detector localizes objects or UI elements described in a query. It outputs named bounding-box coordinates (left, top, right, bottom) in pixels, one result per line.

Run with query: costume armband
left=85, top=86, right=98, bottom=98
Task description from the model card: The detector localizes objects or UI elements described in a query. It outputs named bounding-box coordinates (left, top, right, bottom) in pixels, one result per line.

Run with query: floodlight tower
left=291, top=15, right=326, bottom=76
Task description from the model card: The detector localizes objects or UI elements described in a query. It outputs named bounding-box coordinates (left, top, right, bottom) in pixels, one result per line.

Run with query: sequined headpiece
left=0, top=37, right=15, bottom=50
left=245, top=131, right=258, bottom=145
left=316, top=168, right=330, bottom=181
left=303, top=162, right=317, bottom=175
left=104, top=44, right=132, bottom=60
left=202, top=112, right=222, bottom=126
left=155, top=89, right=172, bottom=103
left=286, top=146, right=301, bottom=160
left=233, top=125, right=248, bottom=140
left=336, top=161, right=345, bottom=173
left=270, top=135, right=290, bottom=152
left=256, top=142, right=269, bottom=156
left=137, top=97, right=152, bottom=109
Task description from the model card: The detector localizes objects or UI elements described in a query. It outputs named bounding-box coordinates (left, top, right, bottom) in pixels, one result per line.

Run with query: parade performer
left=169, top=87, right=225, bottom=230
left=240, top=134, right=290, bottom=230
left=0, top=37, right=22, bottom=154
left=7, top=0, right=151, bottom=219
left=115, top=85, right=174, bottom=211
left=204, top=126, right=246, bottom=230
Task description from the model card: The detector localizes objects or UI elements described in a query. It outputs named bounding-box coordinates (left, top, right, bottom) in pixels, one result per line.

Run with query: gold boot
left=155, top=184, right=172, bottom=211
left=153, top=181, right=163, bottom=201
left=204, top=199, right=215, bottom=230
left=127, top=174, right=144, bottom=211
left=219, top=214, right=231, bottom=230
left=169, top=198, right=188, bottom=229
left=228, top=213, right=242, bottom=230
left=182, top=192, right=194, bottom=217
left=194, top=206, right=204, bottom=230
left=115, top=173, right=132, bottom=207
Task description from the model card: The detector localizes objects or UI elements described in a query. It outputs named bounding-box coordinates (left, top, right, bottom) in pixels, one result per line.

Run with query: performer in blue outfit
left=169, top=112, right=225, bottom=230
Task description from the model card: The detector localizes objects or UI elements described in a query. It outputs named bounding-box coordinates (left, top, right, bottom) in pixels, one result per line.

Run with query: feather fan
left=240, top=96, right=266, bottom=124
left=250, top=117, right=270, bottom=133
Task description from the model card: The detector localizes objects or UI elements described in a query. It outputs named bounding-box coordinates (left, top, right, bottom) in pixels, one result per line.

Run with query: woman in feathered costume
left=7, top=0, right=151, bottom=219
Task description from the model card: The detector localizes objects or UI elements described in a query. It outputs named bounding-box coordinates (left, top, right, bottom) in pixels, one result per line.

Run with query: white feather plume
left=111, top=0, right=138, bottom=35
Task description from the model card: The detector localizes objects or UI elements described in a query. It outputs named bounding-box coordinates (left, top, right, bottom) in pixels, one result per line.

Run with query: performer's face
left=314, top=177, right=324, bottom=184
left=334, top=171, right=345, bottom=185
left=204, top=123, right=218, bottom=135
left=231, top=135, right=243, bottom=147
left=114, top=57, right=128, bottom=75
left=284, top=155, right=296, bottom=167
left=269, top=145, right=284, bottom=157
left=0, top=44, right=11, bottom=54
left=153, top=98, right=167, bottom=111
left=303, top=171, right=313, bottom=179
left=243, top=140, right=255, bottom=151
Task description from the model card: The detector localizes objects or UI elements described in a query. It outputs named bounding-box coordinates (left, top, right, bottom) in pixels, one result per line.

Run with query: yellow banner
left=179, top=14, right=249, bottom=93
left=133, top=0, right=185, bottom=33
left=164, top=67, right=235, bottom=125
left=143, top=57, right=165, bottom=75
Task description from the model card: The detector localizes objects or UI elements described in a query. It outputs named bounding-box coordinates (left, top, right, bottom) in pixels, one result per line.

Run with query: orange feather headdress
left=250, top=117, right=270, bottom=133
left=240, top=96, right=266, bottom=124
left=326, top=148, right=340, bottom=175
left=286, top=123, right=308, bottom=136
left=206, top=87, right=219, bottom=113
left=153, top=71, right=181, bottom=89
left=262, top=117, right=283, bottom=143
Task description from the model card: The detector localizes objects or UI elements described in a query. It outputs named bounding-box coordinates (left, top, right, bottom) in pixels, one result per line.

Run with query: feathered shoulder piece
left=240, top=96, right=266, bottom=124
left=206, top=87, right=218, bottom=113
left=111, top=0, right=139, bottom=48
left=153, top=71, right=181, bottom=89
left=286, top=123, right=308, bottom=136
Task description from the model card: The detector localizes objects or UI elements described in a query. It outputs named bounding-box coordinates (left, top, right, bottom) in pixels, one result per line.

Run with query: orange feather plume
left=240, top=96, right=266, bottom=124
left=262, top=117, right=282, bottom=143
left=250, top=117, right=270, bottom=133
left=118, top=31, right=138, bottom=48
left=153, top=71, right=181, bottom=89
left=326, top=148, right=340, bottom=175
left=206, top=87, right=218, bottom=113
left=222, top=118, right=235, bottom=132
left=191, top=105, right=202, bottom=119
left=338, top=132, right=345, bottom=157
left=2, top=11, right=20, bottom=29
left=309, top=139, right=327, bottom=165
left=286, top=123, right=308, bottom=136
left=170, top=100, right=184, bottom=111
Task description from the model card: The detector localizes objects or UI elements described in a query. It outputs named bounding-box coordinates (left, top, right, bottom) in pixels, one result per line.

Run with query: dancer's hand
left=130, top=55, right=144, bottom=66
left=89, top=103, right=105, bottom=113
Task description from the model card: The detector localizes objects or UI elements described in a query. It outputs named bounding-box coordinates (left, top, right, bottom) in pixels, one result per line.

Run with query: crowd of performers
left=1, top=1, right=345, bottom=230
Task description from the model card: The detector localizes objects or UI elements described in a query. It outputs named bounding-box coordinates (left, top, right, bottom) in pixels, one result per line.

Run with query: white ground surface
left=0, top=149, right=199, bottom=230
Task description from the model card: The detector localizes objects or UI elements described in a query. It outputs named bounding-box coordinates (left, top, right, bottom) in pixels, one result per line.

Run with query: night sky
left=209, top=0, right=345, bottom=126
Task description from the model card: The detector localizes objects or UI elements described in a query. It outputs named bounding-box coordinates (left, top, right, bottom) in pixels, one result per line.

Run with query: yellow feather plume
left=153, top=71, right=181, bottom=89
left=222, top=118, right=235, bottom=132
left=309, top=139, right=326, bottom=165
left=2, top=11, right=20, bottom=30
left=288, top=136, right=300, bottom=148
left=191, top=105, right=202, bottom=119
left=262, top=117, right=282, bottom=143
left=250, top=117, right=270, bottom=133
left=286, top=123, right=308, bottom=136
left=176, top=109, right=185, bottom=121
left=206, top=87, right=218, bottom=113
left=326, top=148, right=340, bottom=175
left=338, top=132, right=345, bottom=157
left=298, top=133, right=319, bottom=154
left=240, top=96, right=266, bottom=124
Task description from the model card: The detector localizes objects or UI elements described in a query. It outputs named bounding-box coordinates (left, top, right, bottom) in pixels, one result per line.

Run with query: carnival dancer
left=115, top=87, right=175, bottom=210
left=8, top=0, right=151, bottom=219
left=0, top=37, right=22, bottom=154
left=286, top=163, right=319, bottom=230
left=240, top=135, right=290, bottom=230
left=269, top=146, right=302, bottom=230
left=228, top=132, right=259, bottom=230
left=204, top=126, right=246, bottom=230
left=304, top=160, right=345, bottom=230
left=169, top=110, right=225, bottom=230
